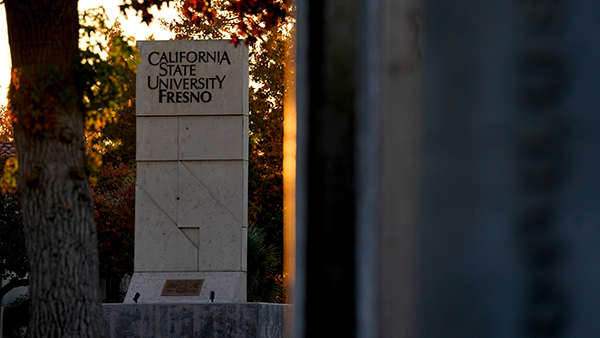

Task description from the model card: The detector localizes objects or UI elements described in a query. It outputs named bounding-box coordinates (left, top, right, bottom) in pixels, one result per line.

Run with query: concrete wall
left=103, top=303, right=291, bottom=338
left=295, top=0, right=600, bottom=337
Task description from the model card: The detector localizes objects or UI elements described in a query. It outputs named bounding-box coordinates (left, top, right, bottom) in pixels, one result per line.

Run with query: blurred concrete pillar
left=295, top=0, right=600, bottom=337
left=418, top=1, right=522, bottom=337
left=295, top=0, right=358, bottom=336
left=377, top=0, right=423, bottom=336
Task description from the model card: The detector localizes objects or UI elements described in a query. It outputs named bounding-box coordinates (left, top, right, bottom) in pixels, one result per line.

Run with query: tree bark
left=4, top=1, right=104, bottom=337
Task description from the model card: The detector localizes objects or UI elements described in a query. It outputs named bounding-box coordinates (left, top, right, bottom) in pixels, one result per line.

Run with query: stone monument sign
left=125, top=40, right=249, bottom=303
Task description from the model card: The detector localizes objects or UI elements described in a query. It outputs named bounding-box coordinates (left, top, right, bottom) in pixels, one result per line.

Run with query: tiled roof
left=0, top=141, right=16, bottom=158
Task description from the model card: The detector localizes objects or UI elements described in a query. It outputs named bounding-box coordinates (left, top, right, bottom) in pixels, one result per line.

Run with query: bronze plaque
left=161, top=279, right=204, bottom=296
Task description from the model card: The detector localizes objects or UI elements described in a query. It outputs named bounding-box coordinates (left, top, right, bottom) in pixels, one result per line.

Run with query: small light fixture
left=133, top=292, right=140, bottom=303
left=210, top=291, right=215, bottom=303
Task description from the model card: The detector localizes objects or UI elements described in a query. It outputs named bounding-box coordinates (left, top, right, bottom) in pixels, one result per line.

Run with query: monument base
left=124, top=272, right=246, bottom=304
left=103, top=303, right=292, bottom=338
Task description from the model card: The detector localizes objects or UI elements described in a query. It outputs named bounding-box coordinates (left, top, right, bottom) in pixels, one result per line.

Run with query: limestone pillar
left=125, top=40, right=249, bottom=304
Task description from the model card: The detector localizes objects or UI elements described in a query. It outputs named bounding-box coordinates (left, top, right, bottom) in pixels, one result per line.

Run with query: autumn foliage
left=0, top=106, right=13, bottom=141
left=123, top=0, right=289, bottom=44
left=91, top=162, right=135, bottom=279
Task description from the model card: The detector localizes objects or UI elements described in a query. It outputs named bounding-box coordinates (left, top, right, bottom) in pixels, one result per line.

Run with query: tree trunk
left=4, top=1, right=104, bottom=337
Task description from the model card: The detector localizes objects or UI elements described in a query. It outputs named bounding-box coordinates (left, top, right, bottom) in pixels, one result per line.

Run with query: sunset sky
left=0, top=0, right=180, bottom=106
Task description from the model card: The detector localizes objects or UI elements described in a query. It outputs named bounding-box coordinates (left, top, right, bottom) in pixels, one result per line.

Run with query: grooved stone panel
left=135, top=188, right=198, bottom=272
left=178, top=161, right=246, bottom=226
left=136, top=161, right=178, bottom=223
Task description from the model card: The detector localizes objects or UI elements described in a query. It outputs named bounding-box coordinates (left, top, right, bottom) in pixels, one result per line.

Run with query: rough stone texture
left=124, top=272, right=246, bottom=304
left=103, top=303, right=292, bottom=338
